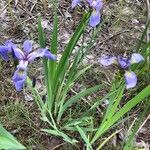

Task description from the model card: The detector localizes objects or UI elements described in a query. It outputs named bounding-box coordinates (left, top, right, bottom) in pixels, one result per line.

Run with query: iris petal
left=5, top=40, right=16, bottom=51
left=0, top=46, right=10, bottom=61
left=27, top=48, right=56, bottom=62
left=124, top=71, right=137, bottom=89
left=130, top=53, right=144, bottom=64
left=5, top=40, right=18, bottom=58
left=89, top=10, right=101, bottom=27
left=12, top=67, right=27, bottom=91
left=72, top=0, right=80, bottom=8
left=44, top=50, right=57, bottom=60
left=23, top=40, right=32, bottom=54
left=99, top=55, right=117, bottom=66
left=12, top=47, right=25, bottom=60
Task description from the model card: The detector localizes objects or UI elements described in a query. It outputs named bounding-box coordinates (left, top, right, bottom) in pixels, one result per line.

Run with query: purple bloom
left=71, top=0, right=103, bottom=27
left=99, top=53, right=144, bottom=89
left=12, top=40, right=56, bottom=91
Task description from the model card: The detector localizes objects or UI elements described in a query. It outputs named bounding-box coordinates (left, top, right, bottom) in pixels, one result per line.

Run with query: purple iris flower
left=71, top=0, right=103, bottom=27
left=12, top=40, right=56, bottom=91
left=99, top=53, right=144, bottom=89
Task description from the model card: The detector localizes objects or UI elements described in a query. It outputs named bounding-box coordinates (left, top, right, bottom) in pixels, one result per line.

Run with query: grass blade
left=38, top=17, right=53, bottom=111
left=42, top=129, right=77, bottom=145
left=48, top=5, right=58, bottom=81
left=0, top=123, right=26, bottom=149
left=123, top=100, right=150, bottom=150
left=76, top=125, right=93, bottom=150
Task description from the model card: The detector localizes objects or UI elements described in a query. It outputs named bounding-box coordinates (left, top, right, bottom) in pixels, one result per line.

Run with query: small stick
left=136, top=114, right=150, bottom=134
left=51, top=142, right=66, bottom=150
left=30, top=0, right=38, bottom=12
left=99, top=30, right=130, bottom=45
left=146, top=0, right=150, bottom=42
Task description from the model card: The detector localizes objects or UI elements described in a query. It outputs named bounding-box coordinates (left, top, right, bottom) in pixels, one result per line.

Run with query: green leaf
left=38, top=17, right=46, bottom=48
left=48, top=5, right=58, bottom=81
left=42, top=129, right=77, bottom=145
left=38, top=17, right=54, bottom=111
left=76, top=125, right=93, bottom=150
left=102, top=85, right=125, bottom=125
left=53, top=13, right=90, bottom=93
left=38, top=16, right=48, bottom=77
left=0, top=124, right=26, bottom=149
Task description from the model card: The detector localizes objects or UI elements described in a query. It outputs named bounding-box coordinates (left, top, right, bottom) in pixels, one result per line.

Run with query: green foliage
left=0, top=123, right=26, bottom=149
left=123, top=100, right=150, bottom=150
left=92, top=84, right=150, bottom=144
left=30, top=1, right=150, bottom=149
left=36, top=4, right=97, bottom=144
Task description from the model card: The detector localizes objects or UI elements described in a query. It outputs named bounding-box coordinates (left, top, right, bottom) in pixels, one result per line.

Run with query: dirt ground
left=0, top=0, right=149, bottom=149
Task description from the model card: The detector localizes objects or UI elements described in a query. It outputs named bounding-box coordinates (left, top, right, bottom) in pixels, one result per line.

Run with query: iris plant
left=99, top=53, right=144, bottom=89
left=0, top=40, right=56, bottom=91
left=72, top=0, right=103, bottom=27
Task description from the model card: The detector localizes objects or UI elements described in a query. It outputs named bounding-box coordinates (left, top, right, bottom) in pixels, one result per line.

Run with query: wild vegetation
left=0, top=0, right=149, bottom=149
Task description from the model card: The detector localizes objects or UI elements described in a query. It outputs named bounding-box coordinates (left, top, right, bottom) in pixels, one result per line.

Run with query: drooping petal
left=4, top=40, right=16, bottom=52
left=72, top=0, right=80, bottom=8
left=5, top=40, right=18, bottom=59
left=12, top=47, right=25, bottom=60
left=44, top=49, right=57, bottom=60
left=12, top=67, right=27, bottom=91
left=130, top=53, right=144, bottom=64
left=124, top=71, right=137, bottom=89
left=99, top=55, right=117, bottom=66
left=89, top=10, right=101, bottom=27
left=23, top=40, right=32, bottom=54
left=27, top=48, right=56, bottom=62
left=0, top=46, right=10, bottom=61
left=118, top=56, right=130, bottom=69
